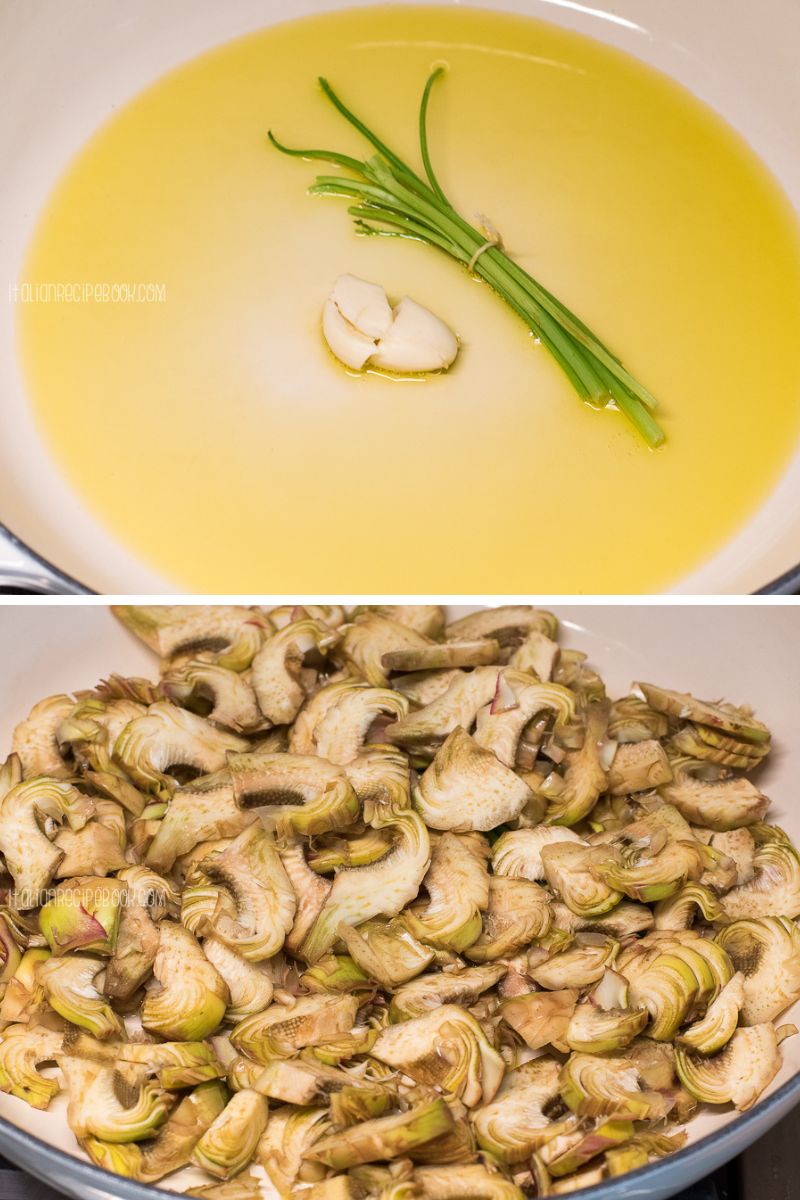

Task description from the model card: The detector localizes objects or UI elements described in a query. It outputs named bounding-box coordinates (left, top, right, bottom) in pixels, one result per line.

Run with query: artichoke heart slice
left=500, top=989, right=579, bottom=1052
left=202, top=937, right=274, bottom=1021
left=390, top=963, right=506, bottom=1021
left=185, top=824, right=296, bottom=961
left=653, top=882, right=728, bottom=932
left=300, top=805, right=430, bottom=963
left=146, top=770, right=256, bottom=872
left=608, top=696, right=668, bottom=744
left=142, top=922, right=228, bottom=1041
left=721, top=842, right=800, bottom=920
left=659, top=766, right=769, bottom=831
left=473, top=674, right=576, bottom=769
left=493, top=827, right=585, bottom=884
left=509, top=629, right=561, bottom=681
left=565, top=1003, right=648, bottom=1055
left=191, top=1088, right=269, bottom=1179
left=546, top=1118, right=635, bottom=1178
left=600, top=838, right=705, bottom=904
left=559, top=1053, right=666, bottom=1121
left=341, top=613, right=432, bottom=687
left=312, top=687, right=410, bottom=766
left=542, top=701, right=610, bottom=826
left=415, top=727, right=535, bottom=832
left=0, top=1025, right=63, bottom=1109
left=39, top=954, right=123, bottom=1039
left=59, top=1055, right=172, bottom=1143
left=253, top=1056, right=387, bottom=1106
left=528, top=935, right=618, bottom=991
left=634, top=682, right=771, bottom=745
left=606, top=740, right=673, bottom=795
left=230, top=993, right=360, bottom=1062
left=716, top=916, right=800, bottom=1024
left=111, top=605, right=267, bottom=670
left=0, top=777, right=93, bottom=907
left=414, top=1163, right=526, bottom=1199
left=676, top=1022, right=793, bottom=1110
left=404, top=831, right=490, bottom=952
left=161, top=660, right=266, bottom=734
left=0, top=947, right=51, bottom=1025
left=308, top=827, right=394, bottom=873
left=541, top=842, right=623, bottom=918
left=372, top=1005, right=505, bottom=1107
left=386, top=667, right=501, bottom=755
left=307, top=1097, right=454, bottom=1169
left=446, top=606, right=557, bottom=646
left=254, top=1105, right=332, bottom=1194
left=338, top=917, right=434, bottom=989
left=228, top=751, right=359, bottom=836
left=12, top=696, right=74, bottom=779
left=113, top=703, right=248, bottom=795
left=465, top=876, right=552, bottom=962
left=250, top=617, right=333, bottom=725
left=678, top=972, right=744, bottom=1054
left=473, top=1058, right=570, bottom=1163
left=39, top=876, right=126, bottom=956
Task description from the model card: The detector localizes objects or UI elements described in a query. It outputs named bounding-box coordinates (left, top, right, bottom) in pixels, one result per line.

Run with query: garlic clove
left=369, top=296, right=459, bottom=372
left=321, top=297, right=376, bottom=370
left=330, top=274, right=394, bottom=340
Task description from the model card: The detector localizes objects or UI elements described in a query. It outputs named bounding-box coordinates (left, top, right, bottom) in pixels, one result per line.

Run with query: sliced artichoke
left=308, top=1098, right=454, bottom=1168
left=542, top=702, right=609, bottom=826
left=473, top=674, right=575, bottom=769
left=162, top=661, right=266, bottom=733
left=308, top=827, right=393, bottom=873
left=393, top=668, right=464, bottom=707
left=414, top=727, right=534, bottom=832
left=653, top=883, right=728, bottom=931
left=415, top=1164, right=525, bottom=1199
left=386, top=667, right=501, bottom=755
left=182, top=825, right=296, bottom=960
left=301, top=954, right=373, bottom=995
left=559, top=1053, right=667, bottom=1121
left=509, top=629, right=560, bottom=681
left=676, top=1022, right=793, bottom=1110
left=500, top=989, right=578, bottom=1052
left=251, top=617, right=332, bottom=724
left=721, top=842, right=800, bottom=920
left=0, top=947, right=50, bottom=1024
left=549, top=900, right=653, bottom=940
left=0, top=1025, right=62, bottom=1108
left=253, top=1056, right=386, bottom=1106
left=541, top=842, right=622, bottom=918
left=12, top=696, right=74, bottom=778
left=635, top=682, right=771, bottom=744
left=659, top=766, right=769, bottom=831
left=711, top=828, right=755, bottom=886
left=372, top=1005, right=505, bottom=1107
left=191, top=1089, right=269, bottom=1179
left=289, top=678, right=370, bottom=756
left=300, top=805, right=430, bottom=962
left=228, top=751, right=359, bottom=836
left=473, top=1058, right=569, bottom=1163
left=446, top=606, right=557, bottom=646
left=146, top=770, right=256, bottom=871
left=255, top=1105, right=331, bottom=1194
left=54, top=799, right=128, bottom=877
left=678, top=972, right=744, bottom=1054
left=383, top=639, right=500, bottom=673
left=104, top=903, right=160, bottom=1000
left=142, top=922, right=228, bottom=1040
left=465, top=877, right=551, bottom=962
left=528, top=935, right=618, bottom=991
left=59, top=1055, right=172, bottom=1142
left=279, top=836, right=332, bottom=957
left=203, top=937, right=274, bottom=1021
left=338, top=918, right=434, bottom=989
left=606, top=740, right=673, bottom=794
left=0, top=777, right=93, bottom=906
left=230, top=994, right=360, bottom=1061
left=565, top=1001, right=648, bottom=1055
left=492, top=827, right=584, bottom=883
left=404, top=832, right=490, bottom=952
left=716, top=916, right=800, bottom=1023
left=114, top=703, right=248, bottom=795
left=112, top=605, right=267, bottom=670
left=344, top=744, right=412, bottom=820
left=39, top=954, right=123, bottom=1038
left=39, top=877, right=125, bottom=956
left=312, top=686, right=409, bottom=765
left=670, top=724, right=770, bottom=770
left=547, top=1118, right=635, bottom=1178
left=608, top=696, right=668, bottom=743
left=391, top=964, right=505, bottom=1021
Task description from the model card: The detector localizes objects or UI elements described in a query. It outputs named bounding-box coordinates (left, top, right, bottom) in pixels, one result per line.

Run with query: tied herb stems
left=269, top=69, right=665, bottom=447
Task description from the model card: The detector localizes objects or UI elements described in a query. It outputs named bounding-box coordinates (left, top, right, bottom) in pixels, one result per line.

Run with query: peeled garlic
left=322, top=274, right=458, bottom=373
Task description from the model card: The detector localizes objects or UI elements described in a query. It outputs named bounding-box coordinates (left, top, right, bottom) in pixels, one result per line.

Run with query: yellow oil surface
left=18, top=5, right=800, bottom=592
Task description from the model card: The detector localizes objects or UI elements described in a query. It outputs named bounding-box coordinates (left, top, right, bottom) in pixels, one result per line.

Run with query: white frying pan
left=1, top=0, right=800, bottom=594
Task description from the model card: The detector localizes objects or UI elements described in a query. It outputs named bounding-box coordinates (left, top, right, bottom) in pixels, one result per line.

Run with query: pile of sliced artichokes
left=0, top=603, right=798, bottom=1199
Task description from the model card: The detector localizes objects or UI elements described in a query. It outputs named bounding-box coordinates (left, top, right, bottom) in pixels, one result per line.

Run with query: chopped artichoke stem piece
left=191, top=1089, right=269, bottom=1179
left=142, top=922, right=228, bottom=1041
left=492, top=827, right=585, bottom=883
left=445, top=606, right=557, bottom=646
left=0, top=1026, right=63, bottom=1109
left=307, top=1098, right=454, bottom=1169
left=0, top=777, right=93, bottom=906
left=184, top=825, right=296, bottom=961
left=372, top=1005, right=505, bottom=1107
left=146, top=770, right=256, bottom=872
left=230, top=994, right=360, bottom=1062
left=716, top=917, right=800, bottom=1024
left=606, top=740, right=673, bottom=795
left=39, top=877, right=125, bottom=956
left=415, top=727, right=535, bottom=832
left=404, top=831, right=490, bottom=952
left=39, top=955, right=123, bottom=1039
left=337, top=917, right=434, bottom=989
left=60, top=1056, right=172, bottom=1143
left=500, top=989, right=579, bottom=1052
left=300, top=805, right=430, bottom=963
left=676, top=1023, right=789, bottom=1110
left=382, top=639, right=500, bottom=673
left=250, top=617, right=332, bottom=724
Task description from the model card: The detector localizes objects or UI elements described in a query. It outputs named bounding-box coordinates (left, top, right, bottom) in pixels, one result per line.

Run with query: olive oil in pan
left=18, top=6, right=800, bottom=591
